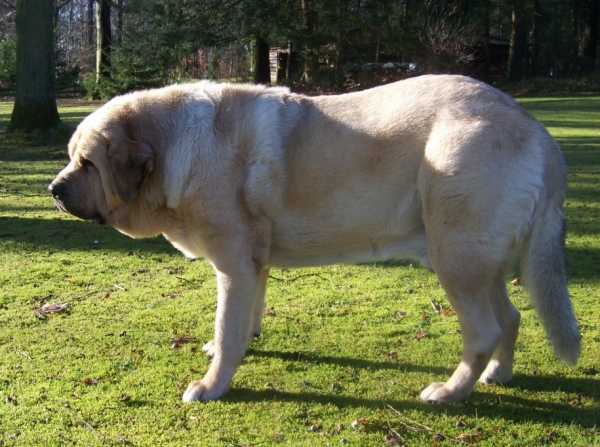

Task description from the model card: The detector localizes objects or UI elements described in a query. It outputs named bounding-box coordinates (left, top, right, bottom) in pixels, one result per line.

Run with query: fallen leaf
left=457, top=433, right=483, bottom=443
left=83, top=377, right=100, bottom=385
left=35, top=302, right=68, bottom=315
left=441, top=307, right=457, bottom=316
left=415, top=330, right=427, bottom=340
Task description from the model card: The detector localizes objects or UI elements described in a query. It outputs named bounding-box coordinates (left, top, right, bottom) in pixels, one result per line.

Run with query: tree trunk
left=7, top=0, right=61, bottom=133
left=88, top=0, right=94, bottom=47
left=116, top=0, right=124, bottom=47
left=482, top=0, right=491, bottom=81
left=301, top=0, right=318, bottom=82
left=580, top=0, right=599, bottom=72
left=252, top=35, right=270, bottom=84
left=530, top=0, right=541, bottom=76
left=507, top=0, right=529, bottom=81
left=95, top=0, right=111, bottom=84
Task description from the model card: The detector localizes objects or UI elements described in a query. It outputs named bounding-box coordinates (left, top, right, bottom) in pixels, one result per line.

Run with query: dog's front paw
left=182, top=379, right=229, bottom=402
left=420, top=382, right=472, bottom=403
left=202, top=340, right=216, bottom=357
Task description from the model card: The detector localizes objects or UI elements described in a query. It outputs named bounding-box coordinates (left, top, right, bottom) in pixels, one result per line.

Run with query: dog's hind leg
left=417, top=177, right=509, bottom=404
left=479, top=275, right=520, bottom=384
left=420, top=252, right=503, bottom=403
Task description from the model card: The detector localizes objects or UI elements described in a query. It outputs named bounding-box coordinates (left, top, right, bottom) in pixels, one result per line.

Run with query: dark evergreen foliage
left=0, top=0, right=597, bottom=99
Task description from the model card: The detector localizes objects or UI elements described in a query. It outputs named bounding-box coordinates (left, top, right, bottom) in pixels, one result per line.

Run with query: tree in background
left=507, top=0, right=529, bottom=81
left=7, top=0, right=62, bottom=134
left=576, top=0, right=599, bottom=73
left=95, top=0, right=111, bottom=87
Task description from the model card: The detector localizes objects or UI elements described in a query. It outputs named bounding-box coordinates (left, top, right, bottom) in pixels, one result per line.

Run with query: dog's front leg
left=182, top=259, right=261, bottom=402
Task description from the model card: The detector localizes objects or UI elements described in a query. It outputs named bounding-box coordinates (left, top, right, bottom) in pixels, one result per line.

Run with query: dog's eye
left=81, top=158, right=95, bottom=170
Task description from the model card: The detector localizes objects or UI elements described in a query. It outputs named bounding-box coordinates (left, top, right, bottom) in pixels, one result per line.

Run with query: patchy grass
left=0, top=96, right=599, bottom=447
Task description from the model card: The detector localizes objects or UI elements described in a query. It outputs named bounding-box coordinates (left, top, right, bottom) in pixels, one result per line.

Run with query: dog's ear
left=108, top=138, right=154, bottom=203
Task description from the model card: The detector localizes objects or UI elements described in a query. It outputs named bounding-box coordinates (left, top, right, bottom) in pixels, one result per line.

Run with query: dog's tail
left=520, top=135, right=580, bottom=365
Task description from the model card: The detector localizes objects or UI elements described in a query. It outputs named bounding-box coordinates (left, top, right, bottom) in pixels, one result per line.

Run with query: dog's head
left=49, top=100, right=155, bottom=229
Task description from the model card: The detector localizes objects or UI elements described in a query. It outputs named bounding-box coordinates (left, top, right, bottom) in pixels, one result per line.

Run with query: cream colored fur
left=50, top=75, right=580, bottom=403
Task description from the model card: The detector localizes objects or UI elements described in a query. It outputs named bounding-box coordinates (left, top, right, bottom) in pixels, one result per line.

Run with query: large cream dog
left=50, top=75, right=580, bottom=403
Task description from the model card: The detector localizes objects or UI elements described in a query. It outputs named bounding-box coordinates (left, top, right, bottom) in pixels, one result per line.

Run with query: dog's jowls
left=50, top=75, right=580, bottom=403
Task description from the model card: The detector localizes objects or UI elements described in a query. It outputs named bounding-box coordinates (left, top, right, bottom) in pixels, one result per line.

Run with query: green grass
left=0, top=96, right=599, bottom=447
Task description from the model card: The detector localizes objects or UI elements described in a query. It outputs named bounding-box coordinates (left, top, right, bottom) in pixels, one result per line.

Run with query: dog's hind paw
left=478, top=359, right=513, bottom=384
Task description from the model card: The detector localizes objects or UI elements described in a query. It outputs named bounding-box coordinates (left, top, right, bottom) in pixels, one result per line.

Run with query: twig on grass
left=430, top=299, right=442, bottom=314
left=387, top=405, right=480, bottom=446
left=17, top=351, right=32, bottom=360
left=77, top=418, right=106, bottom=440
left=269, top=272, right=337, bottom=287
left=65, top=290, right=100, bottom=303
left=34, top=290, right=100, bottom=317
left=386, top=422, right=408, bottom=443
left=269, top=272, right=327, bottom=282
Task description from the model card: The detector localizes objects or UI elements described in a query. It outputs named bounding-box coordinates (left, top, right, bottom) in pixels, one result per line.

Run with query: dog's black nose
left=49, top=181, right=66, bottom=198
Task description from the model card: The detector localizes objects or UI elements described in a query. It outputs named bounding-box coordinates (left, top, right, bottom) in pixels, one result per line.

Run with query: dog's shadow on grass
left=248, top=348, right=451, bottom=375
left=0, top=216, right=177, bottom=255
left=233, top=349, right=599, bottom=428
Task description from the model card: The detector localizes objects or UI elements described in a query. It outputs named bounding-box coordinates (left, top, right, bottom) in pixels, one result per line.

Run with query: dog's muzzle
left=48, top=180, right=105, bottom=224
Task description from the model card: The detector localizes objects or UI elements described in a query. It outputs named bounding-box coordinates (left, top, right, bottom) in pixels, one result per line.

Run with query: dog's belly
left=268, top=223, right=430, bottom=269
left=267, top=184, right=430, bottom=268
